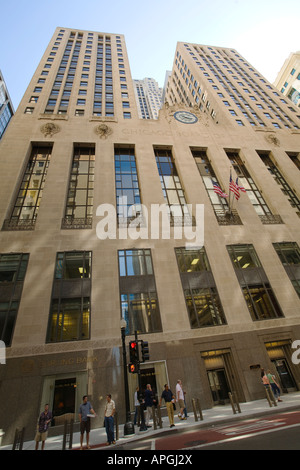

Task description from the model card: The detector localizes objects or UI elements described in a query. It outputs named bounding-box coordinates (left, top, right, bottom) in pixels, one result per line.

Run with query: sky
left=1, top=0, right=300, bottom=110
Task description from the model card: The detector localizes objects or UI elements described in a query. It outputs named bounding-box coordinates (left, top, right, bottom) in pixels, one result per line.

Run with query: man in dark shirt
left=159, top=384, right=175, bottom=428
left=35, top=404, right=52, bottom=450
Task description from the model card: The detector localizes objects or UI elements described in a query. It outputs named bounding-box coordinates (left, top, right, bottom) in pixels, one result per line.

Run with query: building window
left=154, top=147, right=190, bottom=225
left=192, top=148, right=241, bottom=225
left=257, top=151, right=300, bottom=215
left=123, top=112, right=131, bottom=119
left=3, top=145, right=52, bottom=230
left=226, top=151, right=283, bottom=224
left=118, top=249, right=162, bottom=335
left=63, top=146, right=94, bottom=229
left=227, top=244, right=284, bottom=321
left=46, top=251, right=91, bottom=343
left=0, top=253, right=29, bottom=346
left=114, top=147, right=141, bottom=226
left=175, top=247, right=226, bottom=328
left=273, top=242, right=300, bottom=298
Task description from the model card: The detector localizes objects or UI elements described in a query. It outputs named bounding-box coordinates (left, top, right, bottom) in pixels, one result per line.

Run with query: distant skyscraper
left=0, top=70, right=14, bottom=139
left=133, top=77, right=162, bottom=119
left=273, top=51, right=300, bottom=108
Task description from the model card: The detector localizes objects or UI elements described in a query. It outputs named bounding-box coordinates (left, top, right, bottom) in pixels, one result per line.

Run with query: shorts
left=35, top=431, right=48, bottom=442
left=178, top=399, right=185, bottom=409
left=80, top=419, right=91, bottom=434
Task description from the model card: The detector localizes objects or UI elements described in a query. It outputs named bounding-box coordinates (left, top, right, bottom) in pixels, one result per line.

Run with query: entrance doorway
left=272, top=359, right=297, bottom=392
left=207, top=369, right=230, bottom=405
left=53, top=377, right=76, bottom=418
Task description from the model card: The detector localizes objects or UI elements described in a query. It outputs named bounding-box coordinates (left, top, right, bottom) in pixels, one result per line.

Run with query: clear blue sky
left=1, top=0, right=300, bottom=110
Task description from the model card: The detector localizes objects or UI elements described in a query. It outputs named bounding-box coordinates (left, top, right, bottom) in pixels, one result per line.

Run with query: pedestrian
left=176, top=380, right=186, bottom=420
left=144, top=384, right=155, bottom=427
left=34, top=403, right=52, bottom=450
left=79, top=395, right=96, bottom=450
left=159, top=384, right=175, bottom=428
left=261, top=372, right=270, bottom=390
left=267, top=370, right=282, bottom=402
left=104, top=394, right=116, bottom=445
left=134, top=387, right=140, bottom=425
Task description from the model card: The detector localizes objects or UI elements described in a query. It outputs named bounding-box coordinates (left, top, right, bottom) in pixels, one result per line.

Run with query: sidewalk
left=2, top=392, right=300, bottom=450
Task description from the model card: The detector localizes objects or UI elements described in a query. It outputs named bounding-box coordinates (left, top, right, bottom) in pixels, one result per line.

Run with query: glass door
left=207, top=369, right=230, bottom=405
left=272, top=359, right=297, bottom=392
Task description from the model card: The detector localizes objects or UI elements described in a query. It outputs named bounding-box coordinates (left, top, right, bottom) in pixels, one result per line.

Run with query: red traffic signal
left=129, top=340, right=139, bottom=364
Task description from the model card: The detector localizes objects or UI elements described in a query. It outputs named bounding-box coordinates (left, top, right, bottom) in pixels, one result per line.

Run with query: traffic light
left=128, top=363, right=138, bottom=374
left=129, top=340, right=139, bottom=364
left=141, top=340, right=150, bottom=362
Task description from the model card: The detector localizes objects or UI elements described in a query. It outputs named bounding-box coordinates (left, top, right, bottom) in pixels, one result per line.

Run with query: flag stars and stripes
left=212, top=180, right=228, bottom=198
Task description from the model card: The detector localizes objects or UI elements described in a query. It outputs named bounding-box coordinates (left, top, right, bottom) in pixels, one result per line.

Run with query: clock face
left=174, top=111, right=198, bottom=124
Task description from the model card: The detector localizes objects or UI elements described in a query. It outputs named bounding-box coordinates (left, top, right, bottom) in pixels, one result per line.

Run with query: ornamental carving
left=265, top=133, right=280, bottom=147
left=94, top=124, right=113, bottom=139
left=40, top=122, right=61, bottom=137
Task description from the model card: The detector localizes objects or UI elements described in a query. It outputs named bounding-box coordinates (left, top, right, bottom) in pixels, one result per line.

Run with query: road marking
left=151, top=439, right=156, bottom=450
left=216, top=419, right=286, bottom=436
left=184, top=423, right=300, bottom=449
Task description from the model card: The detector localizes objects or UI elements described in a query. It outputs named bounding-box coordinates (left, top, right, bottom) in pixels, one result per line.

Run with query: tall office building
left=134, top=77, right=163, bottom=119
left=0, top=70, right=14, bottom=140
left=0, top=30, right=300, bottom=445
left=273, top=51, right=300, bottom=108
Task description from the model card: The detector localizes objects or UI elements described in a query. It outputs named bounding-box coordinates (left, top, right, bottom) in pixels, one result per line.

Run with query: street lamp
left=120, top=319, right=135, bottom=436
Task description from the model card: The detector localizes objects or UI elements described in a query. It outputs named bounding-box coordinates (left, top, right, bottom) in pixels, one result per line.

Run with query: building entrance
left=53, top=377, right=76, bottom=418
left=207, top=369, right=230, bottom=405
left=272, top=359, right=297, bottom=392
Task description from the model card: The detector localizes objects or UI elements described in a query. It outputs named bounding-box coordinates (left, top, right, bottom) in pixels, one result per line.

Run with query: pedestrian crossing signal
left=128, top=363, right=138, bottom=373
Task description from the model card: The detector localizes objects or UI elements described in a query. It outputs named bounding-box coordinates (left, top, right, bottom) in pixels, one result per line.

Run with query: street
left=112, top=410, right=300, bottom=451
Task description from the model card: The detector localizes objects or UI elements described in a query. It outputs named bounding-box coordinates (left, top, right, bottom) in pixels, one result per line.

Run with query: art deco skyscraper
left=0, top=30, right=300, bottom=446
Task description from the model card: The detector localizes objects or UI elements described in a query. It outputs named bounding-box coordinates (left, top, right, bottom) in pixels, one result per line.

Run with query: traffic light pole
left=121, top=325, right=135, bottom=436
left=135, top=331, right=148, bottom=432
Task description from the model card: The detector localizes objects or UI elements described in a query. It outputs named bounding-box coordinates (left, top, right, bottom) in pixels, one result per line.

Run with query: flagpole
left=229, top=168, right=233, bottom=214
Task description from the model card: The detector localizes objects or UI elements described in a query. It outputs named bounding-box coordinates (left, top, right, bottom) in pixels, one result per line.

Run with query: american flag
left=236, top=178, right=246, bottom=193
left=229, top=175, right=240, bottom=200
left=212, top=181, right=228, bottom=198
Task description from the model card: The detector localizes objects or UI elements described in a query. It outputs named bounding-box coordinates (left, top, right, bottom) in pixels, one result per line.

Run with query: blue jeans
left=105, top=416, right=114, bottom=443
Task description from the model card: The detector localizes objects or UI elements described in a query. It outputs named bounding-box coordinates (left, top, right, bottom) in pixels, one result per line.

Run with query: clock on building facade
left=174, top=111, right=198, bottom=124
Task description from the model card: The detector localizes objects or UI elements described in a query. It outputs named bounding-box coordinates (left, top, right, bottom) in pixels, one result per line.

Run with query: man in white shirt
left=176, top=380, right=186, bottom=420
left=104, top=394, right=116, bottom=445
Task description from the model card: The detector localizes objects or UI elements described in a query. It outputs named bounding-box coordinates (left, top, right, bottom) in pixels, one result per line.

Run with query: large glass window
left=273, top=242, right=300, bottom=298
left=114, top=147, right=141, bottom=226
left=118, top=249, right=162, bottom=335
left=191, top=148, right=241, bottom=225
left=0, top=253, right=29, bottom=345
left=47, top=251, right=91, bottom=343
left=227, top=244, right=284, bottom=321
left=63, top=146, right=95, bottom=229
left=226, top=151, right=283, bottom=224
left=3, top=145, right=52, bottom=230
left=175, top=247, right=226, bottom=328
left=154, top=147, right=190, bottom=224
left=257, top=151, right=300, bottom=215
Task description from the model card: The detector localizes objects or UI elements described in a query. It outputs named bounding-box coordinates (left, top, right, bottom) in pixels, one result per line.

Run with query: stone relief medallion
left=265, top=133, right=280, bottom=147
left=40, top=122, right=61, bottom=137
left=94, top=123, right=113, bottom=139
